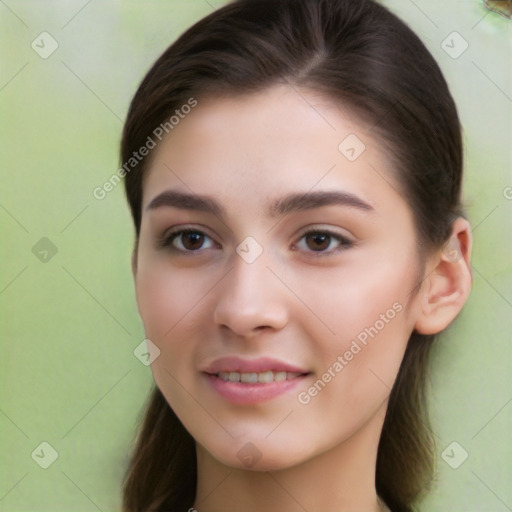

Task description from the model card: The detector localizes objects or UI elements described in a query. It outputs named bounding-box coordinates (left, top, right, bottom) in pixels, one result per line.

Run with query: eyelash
left=158, top=227, right=354, bottom=257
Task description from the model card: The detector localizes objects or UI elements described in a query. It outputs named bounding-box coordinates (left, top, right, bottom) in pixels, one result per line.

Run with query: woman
left=120, top=0, right=473, bottom=510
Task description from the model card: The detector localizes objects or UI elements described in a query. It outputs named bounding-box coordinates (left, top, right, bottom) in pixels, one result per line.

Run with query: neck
left=193, top=400, right=389, bottom=512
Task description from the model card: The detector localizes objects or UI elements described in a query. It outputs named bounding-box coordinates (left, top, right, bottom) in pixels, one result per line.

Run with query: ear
left=414, top=217, right=473, bottom=335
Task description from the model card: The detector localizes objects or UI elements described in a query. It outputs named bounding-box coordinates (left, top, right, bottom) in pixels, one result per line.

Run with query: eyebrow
left=145, top=189, right=374, bottom=217
left=146, top=190, right=224, bottom=216
left=269, top=190, right=374, bottom=216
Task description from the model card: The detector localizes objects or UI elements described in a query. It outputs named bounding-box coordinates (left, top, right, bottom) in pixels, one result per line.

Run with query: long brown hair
left=120, top=1, right=465, bottom=510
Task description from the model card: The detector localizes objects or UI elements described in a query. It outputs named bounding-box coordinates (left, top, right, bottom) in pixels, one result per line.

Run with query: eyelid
left=296, top=223, right=354, bottom=238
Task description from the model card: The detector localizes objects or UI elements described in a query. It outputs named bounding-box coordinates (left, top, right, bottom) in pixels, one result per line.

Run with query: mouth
left=201, top=355, right=309, bottom=375
left=201, top=357, right=311, bottom=405
left=211, top=370, right=307, bottom=384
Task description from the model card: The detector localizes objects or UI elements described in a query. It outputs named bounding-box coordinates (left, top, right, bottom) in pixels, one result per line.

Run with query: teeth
left=241, top=372, right=258, bottom=383
left=274, top=371, right=287, bottom=382
left=258, top=371, right=274, bottom=383
left=216, top=371, right=303, bottom=383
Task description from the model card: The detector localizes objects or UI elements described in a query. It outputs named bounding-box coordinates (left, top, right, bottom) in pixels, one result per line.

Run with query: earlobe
left=414, top=218, right=473, bottom=335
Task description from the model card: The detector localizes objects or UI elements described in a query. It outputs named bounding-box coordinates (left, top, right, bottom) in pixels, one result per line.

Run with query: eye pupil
left=306, top=233, right=330, bottom=251
left=183, top=232, right=204, bottom=250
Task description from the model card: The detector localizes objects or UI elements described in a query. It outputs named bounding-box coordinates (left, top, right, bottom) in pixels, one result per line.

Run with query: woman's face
left=134, top=85, right=424, bottom=471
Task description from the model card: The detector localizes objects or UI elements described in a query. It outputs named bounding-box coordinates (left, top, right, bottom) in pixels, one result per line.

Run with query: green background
left=1, top=1, right=511, bottom=510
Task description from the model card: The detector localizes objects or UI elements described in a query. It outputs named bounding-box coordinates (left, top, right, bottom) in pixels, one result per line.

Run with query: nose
left=213, top=251, right=289, bottom=337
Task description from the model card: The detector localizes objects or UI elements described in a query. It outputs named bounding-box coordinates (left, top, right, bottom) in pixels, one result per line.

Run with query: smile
left=200, top=356, right=311, bottom=404
left=216, top=370, right=303, bottom=383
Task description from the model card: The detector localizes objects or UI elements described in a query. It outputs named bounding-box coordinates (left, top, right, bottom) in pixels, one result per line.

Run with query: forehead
left=142, top=84, right=404, bottom=217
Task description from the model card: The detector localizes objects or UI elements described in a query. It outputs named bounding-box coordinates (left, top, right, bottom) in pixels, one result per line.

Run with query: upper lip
left=202, top=356, right=309, bottom=375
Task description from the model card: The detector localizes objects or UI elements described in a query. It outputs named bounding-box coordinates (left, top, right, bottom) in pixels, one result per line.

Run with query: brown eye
left=180, top=231, right=205, bottom=251
left=305, top=232, right=330, bottom=251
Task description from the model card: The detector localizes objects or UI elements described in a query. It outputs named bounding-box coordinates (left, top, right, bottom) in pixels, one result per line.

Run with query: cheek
left=134, top=259, right=219, bottom=392
left=289, top=257, right=414, bottom=402
left=135, top=263, right=204, bottom=407
left=135, top=258, right=212, bottom=339
left=291, top=295, right=410, bottom=453
left=287, top=254, right=414, bottom=345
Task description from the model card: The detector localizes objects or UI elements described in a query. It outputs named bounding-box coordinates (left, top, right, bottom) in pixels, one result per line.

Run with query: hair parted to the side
left=120, top=1, right=465, bottom=511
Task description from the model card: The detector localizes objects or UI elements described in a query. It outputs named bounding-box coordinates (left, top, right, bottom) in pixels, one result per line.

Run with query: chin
left=201, top=438, right=314, bottom=472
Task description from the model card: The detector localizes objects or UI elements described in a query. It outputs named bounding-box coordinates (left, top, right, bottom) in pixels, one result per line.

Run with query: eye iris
left=306, top=233, right=330, bottom=251
left=182, top=232, right=204, bottom=250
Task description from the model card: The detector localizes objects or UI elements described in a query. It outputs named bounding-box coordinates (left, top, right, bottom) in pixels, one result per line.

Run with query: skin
left=132, top=84, right=472, bottom=512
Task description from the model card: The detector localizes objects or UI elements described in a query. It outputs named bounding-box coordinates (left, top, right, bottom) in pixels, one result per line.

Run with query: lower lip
left=204, top=373, right=308, bottom=405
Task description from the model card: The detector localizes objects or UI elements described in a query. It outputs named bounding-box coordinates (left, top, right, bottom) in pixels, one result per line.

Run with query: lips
left=201, top=356, right=311, bottom=405
left=202, top=356, right=308, bottom=375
